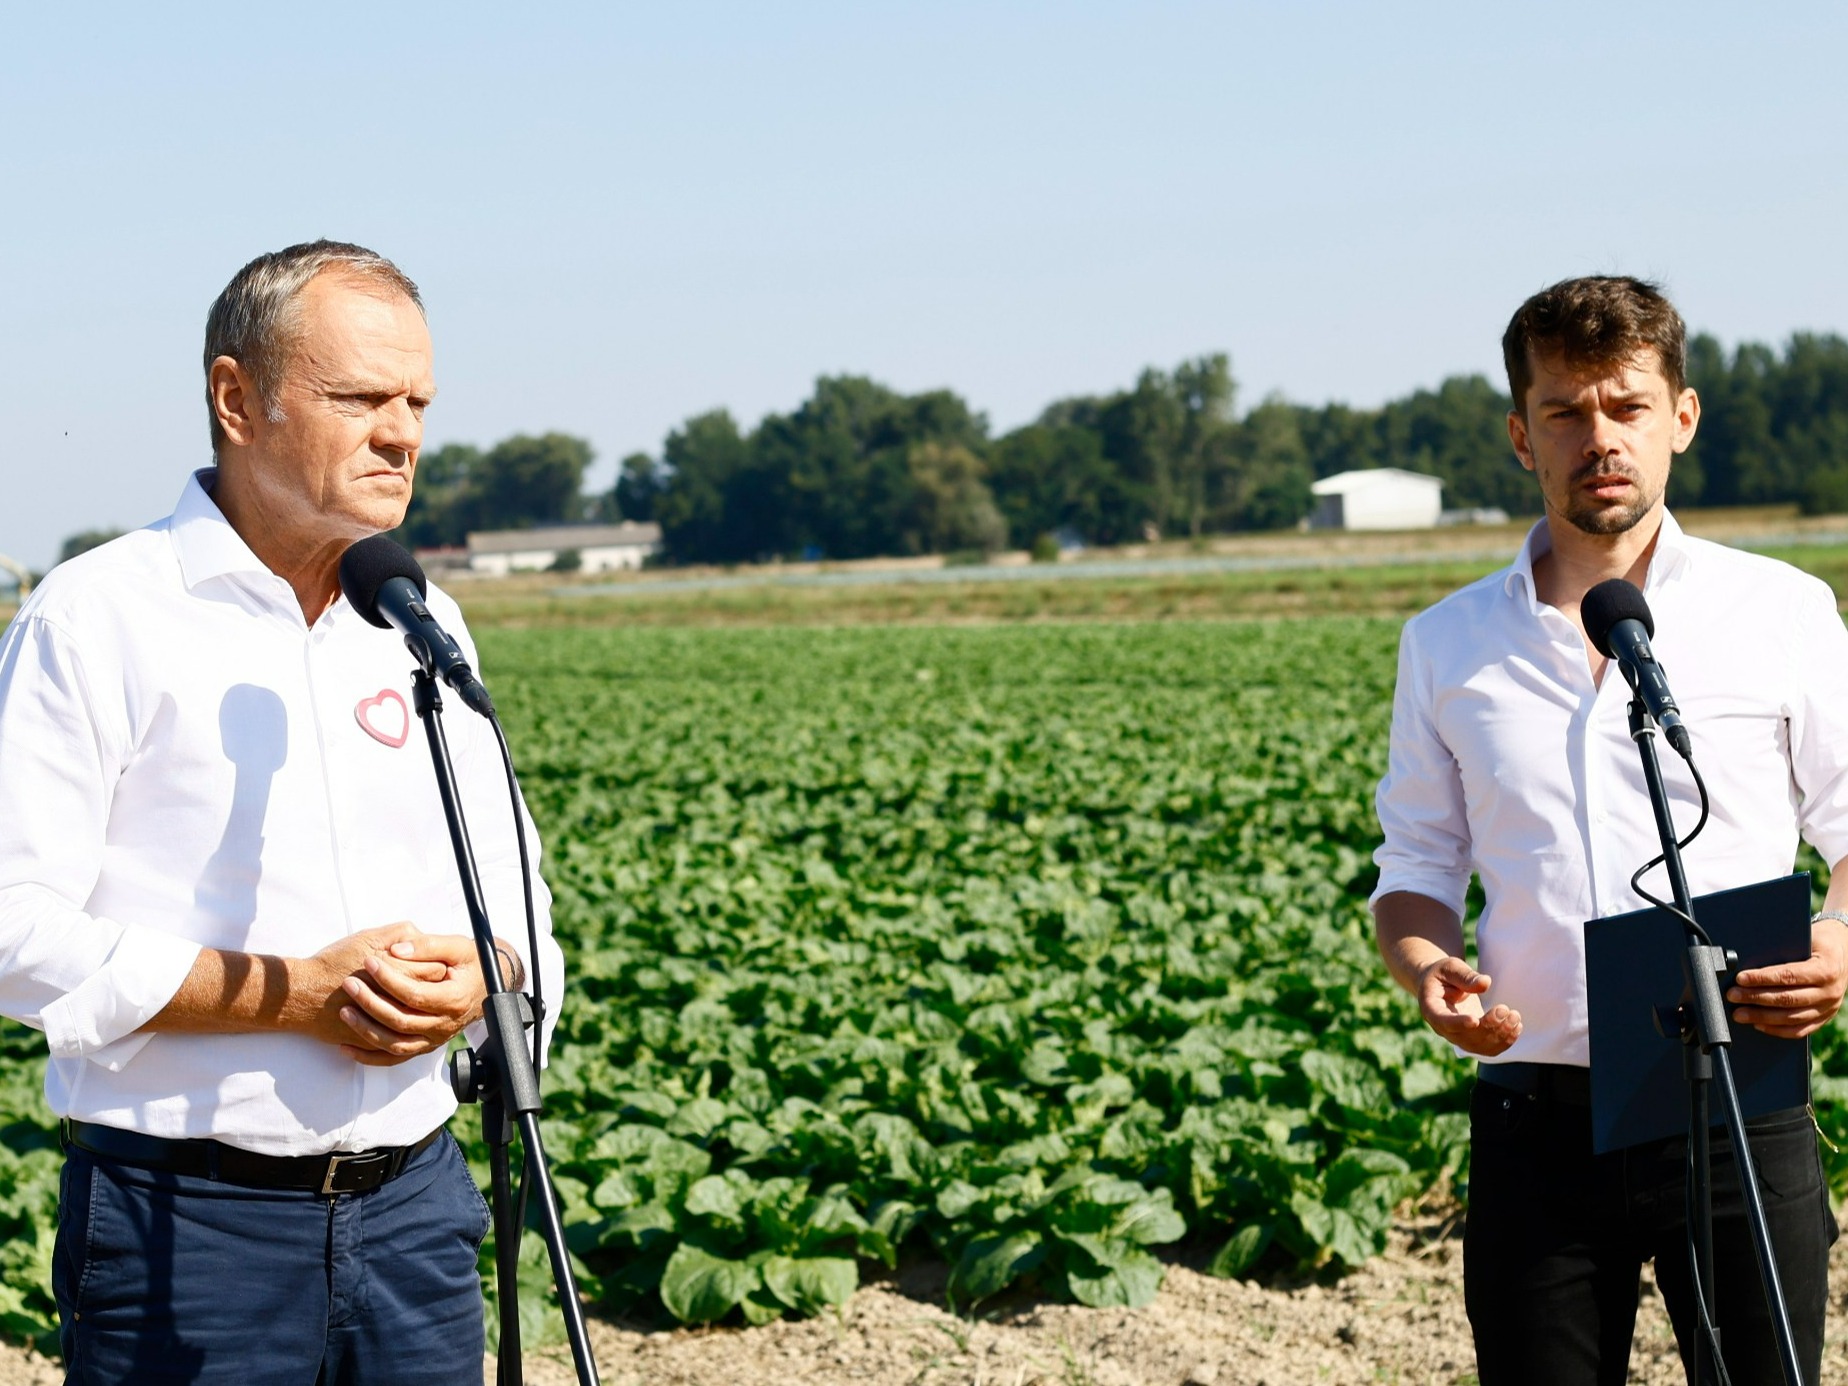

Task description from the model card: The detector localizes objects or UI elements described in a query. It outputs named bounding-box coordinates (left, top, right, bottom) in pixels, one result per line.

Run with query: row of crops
left=2, top=616, right=1845, bottom=1348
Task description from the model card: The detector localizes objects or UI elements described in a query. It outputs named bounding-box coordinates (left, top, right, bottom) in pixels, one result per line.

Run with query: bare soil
left=8, top=1207, right=1839, bottom=1385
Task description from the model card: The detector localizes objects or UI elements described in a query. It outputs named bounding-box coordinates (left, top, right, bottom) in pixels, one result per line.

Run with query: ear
left=1506, top=409, right=1537, bottom=474
left=1671, top=387, right=1701, bottom=455
left=209, top=356, right=262, bottom=448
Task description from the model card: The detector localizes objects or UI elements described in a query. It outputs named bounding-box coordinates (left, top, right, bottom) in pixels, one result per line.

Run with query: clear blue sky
left=4, top=1, right=1845, bottom=569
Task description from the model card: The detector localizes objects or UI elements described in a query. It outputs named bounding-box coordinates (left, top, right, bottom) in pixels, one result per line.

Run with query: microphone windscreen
left=1581, top=578, right=1653, bottom=660
left=338, top=535, right=428, bottom=630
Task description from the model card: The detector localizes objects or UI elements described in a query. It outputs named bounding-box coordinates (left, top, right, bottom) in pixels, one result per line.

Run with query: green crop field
left=2, top=612, right=1847, bottom=1352
left=495, top=619, right=1464, bottom=1332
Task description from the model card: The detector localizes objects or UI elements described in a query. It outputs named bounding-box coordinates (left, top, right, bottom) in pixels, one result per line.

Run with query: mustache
left=1573, top=460, right=1642, bottom=484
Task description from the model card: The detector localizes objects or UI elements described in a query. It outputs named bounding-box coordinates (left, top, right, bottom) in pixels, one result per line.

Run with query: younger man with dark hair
left=1372, top=275, right=1848, bottom=1385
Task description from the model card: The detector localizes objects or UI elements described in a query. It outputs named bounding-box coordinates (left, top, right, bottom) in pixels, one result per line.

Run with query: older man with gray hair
left=0, top=239, right=563, bottom=1383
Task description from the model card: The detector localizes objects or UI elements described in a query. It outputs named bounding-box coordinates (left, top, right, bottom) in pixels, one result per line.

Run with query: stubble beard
left=1561, top=466, right=1664, bottom=537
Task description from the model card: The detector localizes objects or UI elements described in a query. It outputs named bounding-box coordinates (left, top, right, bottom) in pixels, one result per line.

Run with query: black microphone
left=338, top=536, right=496, bottom=718
left=1581, top=578, right=1690, bottom=760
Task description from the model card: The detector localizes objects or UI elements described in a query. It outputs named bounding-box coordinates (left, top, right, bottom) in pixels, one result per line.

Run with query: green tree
left=1027, top=396, right=1153, bottom=545
left=1376, top=376, right=1529, bottom=514
left=471, top=433, right=594, bottom=531
left=1097, top=369, right=1184, bottom=538
left=397, top=442, right=481, bottom=547
left=655, top=410, right=752, bottom=562
left=753, top=376, right=908, bottom=558
left=895, top=442, right=1008, bottom=556
left=1228, top=397, right=1314, bottom=531
left=1297, top=403, right=1386, bottom=480
left=614, top=452, right=663, bottom=522
left=986, top=423, right=1116, bottom=547
left=1172, top=354, right=1237, bottom=537
left=748, top=378, right=990, bottom=560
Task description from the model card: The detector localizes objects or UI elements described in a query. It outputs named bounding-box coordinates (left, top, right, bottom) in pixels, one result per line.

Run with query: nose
left=1584, top=408, right=1621, bottom=460
left=373, top=398, right=423, bottom=465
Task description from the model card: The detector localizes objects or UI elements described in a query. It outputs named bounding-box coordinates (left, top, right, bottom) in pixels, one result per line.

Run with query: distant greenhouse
left=1308, top=468, right=1443, bottom=531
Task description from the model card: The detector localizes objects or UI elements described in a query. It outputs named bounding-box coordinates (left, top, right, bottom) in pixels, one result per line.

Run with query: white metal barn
left=1308, top=468, right=1444, bottom=531
left=466, top=522, right=663, bottom=575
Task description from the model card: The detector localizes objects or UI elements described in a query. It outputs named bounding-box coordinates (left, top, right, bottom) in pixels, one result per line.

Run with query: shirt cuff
left=1369, top=868, right=1470, bottom=918
left=39, top=928, right=203, bottom=1069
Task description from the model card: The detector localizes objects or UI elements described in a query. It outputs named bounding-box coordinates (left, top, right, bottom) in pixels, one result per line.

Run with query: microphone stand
left=1624, top=692, right=1801, bottom=1386
left=409, top=668, right=599, bottom=1386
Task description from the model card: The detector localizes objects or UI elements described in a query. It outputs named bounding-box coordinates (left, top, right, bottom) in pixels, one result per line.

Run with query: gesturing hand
left=336, top=932, right=490, bottom=1067
left=1418, top=956, right=1523, bottom=1057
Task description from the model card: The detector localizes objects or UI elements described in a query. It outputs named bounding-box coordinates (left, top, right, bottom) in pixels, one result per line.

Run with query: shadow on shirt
left=193, top=684, right=288, bottom=931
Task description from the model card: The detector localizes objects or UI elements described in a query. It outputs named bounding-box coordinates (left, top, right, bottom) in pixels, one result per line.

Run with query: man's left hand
left=336, top=933, right=489, bottom=1065
left=1728, top=918, right=1848, bottom=1039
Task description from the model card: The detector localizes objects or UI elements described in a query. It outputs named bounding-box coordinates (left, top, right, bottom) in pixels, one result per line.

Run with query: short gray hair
left=203, top=240, right=423, bottom=455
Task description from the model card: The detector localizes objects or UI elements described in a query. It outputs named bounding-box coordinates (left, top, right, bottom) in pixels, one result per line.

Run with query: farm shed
left=467, top=522, right=662, bottom=575
left=1308, top=468, right=1444, bottom=530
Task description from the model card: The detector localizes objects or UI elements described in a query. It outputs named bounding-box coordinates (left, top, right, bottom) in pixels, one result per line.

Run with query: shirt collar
left=167, top=468, right=288, bottom=595
left=1502, top=508, right=1694, bottom=606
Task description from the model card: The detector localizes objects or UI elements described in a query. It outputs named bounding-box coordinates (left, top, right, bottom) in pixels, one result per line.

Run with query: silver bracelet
left=1810, top=909, right=1848, bottom=930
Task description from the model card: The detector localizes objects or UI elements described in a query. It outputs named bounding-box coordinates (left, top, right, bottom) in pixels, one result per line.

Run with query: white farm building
left=1308, top=468, right=1444, bottom=531
left=466, top=522, right=663, bottom=576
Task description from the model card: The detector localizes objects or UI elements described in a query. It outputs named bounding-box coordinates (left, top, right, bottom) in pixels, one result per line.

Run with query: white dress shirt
left=0, top=470, right=564, bottom=1154
left=1373, top=512, right=1848, bottom=1067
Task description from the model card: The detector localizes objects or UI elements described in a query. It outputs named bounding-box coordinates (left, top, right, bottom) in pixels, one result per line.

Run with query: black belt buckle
left=320, top=1149, right=395, bottom=1196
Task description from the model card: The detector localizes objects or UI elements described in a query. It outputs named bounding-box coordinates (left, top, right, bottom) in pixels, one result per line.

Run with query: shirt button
left=1595, top=809, right=1609, bottom=825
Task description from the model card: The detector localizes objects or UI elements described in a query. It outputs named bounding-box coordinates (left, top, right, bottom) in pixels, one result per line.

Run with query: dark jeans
left=1465, top=1076, right=1836, bottom=1386
left=54, top=1130, right=490, bottom=1385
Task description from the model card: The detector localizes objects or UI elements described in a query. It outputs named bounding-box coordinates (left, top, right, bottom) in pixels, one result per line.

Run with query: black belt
left=62, top=1120, right=443, bottom=1196
left=1477, top=1061, right=1592, bottom=1106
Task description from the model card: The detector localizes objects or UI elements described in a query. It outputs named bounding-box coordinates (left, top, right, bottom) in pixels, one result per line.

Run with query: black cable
left=489, top=711, right=543, bottom=1238
left=488, top=713, right=544, bottom=1075
left=1630, top=753, right=1715, bottom=945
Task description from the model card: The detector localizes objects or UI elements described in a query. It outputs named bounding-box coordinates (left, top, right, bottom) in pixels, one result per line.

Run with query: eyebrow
left=323, top=376, right=439, bottom=402
left=1536, top=388, right=1650, bottom=411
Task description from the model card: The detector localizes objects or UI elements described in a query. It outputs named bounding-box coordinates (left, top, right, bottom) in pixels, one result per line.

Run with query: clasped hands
left=307, top=922, right=492, bottom=1067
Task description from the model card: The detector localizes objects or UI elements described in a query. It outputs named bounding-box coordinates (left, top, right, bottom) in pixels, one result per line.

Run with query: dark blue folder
left=1584, top=873, right=1812, bottom=1154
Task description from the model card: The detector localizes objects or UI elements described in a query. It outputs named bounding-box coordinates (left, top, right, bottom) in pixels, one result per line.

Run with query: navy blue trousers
left=54, top=1131, right=489, bottom=1385
left=1464, top=1081, right=1835, bottom=1386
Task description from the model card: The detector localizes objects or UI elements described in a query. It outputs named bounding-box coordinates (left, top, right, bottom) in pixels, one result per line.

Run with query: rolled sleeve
left=1371, top=616, right=1473, bottom=916
left=37, top=918, right=201, bottom=1065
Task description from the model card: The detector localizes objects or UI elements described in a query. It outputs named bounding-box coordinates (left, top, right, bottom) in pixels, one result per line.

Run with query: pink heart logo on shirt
left=354, top=689, right=410, bottom=748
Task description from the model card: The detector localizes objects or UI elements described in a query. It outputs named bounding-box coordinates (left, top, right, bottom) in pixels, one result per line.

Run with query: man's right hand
left=295, top=923, right=448, bottom=1060
left=1417, top=956, right=1524, bottom=1057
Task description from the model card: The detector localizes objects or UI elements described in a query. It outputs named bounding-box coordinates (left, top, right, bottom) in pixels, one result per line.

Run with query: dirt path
left=10, top=1209, right=1836, bottom=1385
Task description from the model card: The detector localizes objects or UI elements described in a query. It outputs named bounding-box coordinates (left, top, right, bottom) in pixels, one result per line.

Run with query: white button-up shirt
left=1373, top=513, right=1848, bottom=1066
left=0, top=471, right=564, bottom=1154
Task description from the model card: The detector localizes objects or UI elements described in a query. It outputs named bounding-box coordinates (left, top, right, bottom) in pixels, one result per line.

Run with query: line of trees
left=309, top=330, right=1848, bottom=564
left=1681, top=333, right=1848, bottom=514
left=615, top=355, right=1536, bottom=565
